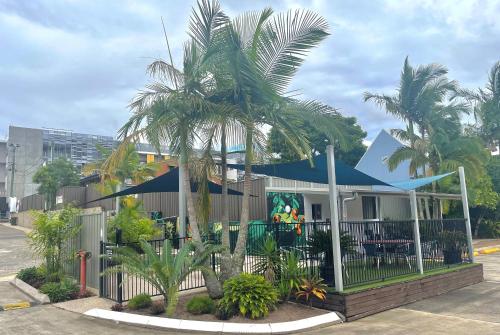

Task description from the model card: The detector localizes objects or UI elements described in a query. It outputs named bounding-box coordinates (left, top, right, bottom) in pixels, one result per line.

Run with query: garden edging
left=10, top=278, right=50, bottom=304
left=84, top=308, right=342, bottom=334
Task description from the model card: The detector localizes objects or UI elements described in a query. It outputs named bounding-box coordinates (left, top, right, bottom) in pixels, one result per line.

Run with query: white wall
left=380, top=196, right=411, bottom=220
left=303, top=194, right=331, bottom=222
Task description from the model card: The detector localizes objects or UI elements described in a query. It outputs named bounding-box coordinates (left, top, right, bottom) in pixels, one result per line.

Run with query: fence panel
left=419, top=218, right=470, bottom=271
left=64, top=212, right=106, bottom=290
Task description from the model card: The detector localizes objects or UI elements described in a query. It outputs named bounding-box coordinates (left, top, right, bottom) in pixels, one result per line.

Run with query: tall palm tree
left=364, top=57, right=458, bottom=176
left=455, top=61, right=500, bottom=150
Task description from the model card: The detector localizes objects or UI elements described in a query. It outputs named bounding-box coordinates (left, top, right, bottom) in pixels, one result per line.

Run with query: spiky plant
left=106, top=239, right=223, bottom=316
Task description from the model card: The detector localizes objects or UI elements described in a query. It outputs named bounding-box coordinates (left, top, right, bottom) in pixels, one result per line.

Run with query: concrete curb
left=84, top=308, right=342, bottom=334
left=10, top=278, right=50, bottom=304
left=474, top=245, right=500, bottom=257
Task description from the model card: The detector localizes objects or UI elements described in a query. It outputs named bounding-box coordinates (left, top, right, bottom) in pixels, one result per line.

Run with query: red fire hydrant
left=76, top=250, right=92, bottom=296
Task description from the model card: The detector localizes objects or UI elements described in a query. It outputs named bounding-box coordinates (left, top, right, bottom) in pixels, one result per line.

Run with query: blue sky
left=1, top=0, right=499, bottom=143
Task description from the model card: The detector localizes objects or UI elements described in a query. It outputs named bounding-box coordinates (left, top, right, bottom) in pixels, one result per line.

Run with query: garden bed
left=124, top=292, right=328, bottom=323
left=299, top=263, right=483, bottom=321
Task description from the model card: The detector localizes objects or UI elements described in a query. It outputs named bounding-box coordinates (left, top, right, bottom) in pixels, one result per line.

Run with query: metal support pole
left=8, top=144, right=19, bottom=197
left=99, top=241, right=104, bottom=297
left=409, top=190, right=424, bottom=274
left=115, top=228, right=123, bottom=304
left=459, top=167, right=474, bottom=262
left=115, top=183, right=121, bottom=213
left=178, top=164, right=187, bottom=240
left=326, top=145, right=343, bottom=292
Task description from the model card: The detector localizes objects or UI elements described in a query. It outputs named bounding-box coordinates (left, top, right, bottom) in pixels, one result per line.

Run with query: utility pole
left=8, top=144, right=20, bottom=197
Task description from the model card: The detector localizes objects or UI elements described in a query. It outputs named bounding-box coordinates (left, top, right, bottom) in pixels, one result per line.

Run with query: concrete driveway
left=0, top=224, right=38, bottom=279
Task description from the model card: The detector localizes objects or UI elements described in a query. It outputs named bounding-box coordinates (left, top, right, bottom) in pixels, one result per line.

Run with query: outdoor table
left=362, top=240, right=414, bottom=265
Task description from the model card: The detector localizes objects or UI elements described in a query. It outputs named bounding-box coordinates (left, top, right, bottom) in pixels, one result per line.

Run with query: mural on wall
left=267, top=192, right=305, bottom=234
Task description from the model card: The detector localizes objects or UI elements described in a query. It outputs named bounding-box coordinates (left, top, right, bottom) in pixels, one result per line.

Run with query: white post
left=178, top=164, right=187, bottom=240
left=326, top=145, right=343, bottom=292
left=409, top=190, right=424, bottom=274
left=115, top=183, right=121, bottom=213
left=459, top=166, right=474, bottom=262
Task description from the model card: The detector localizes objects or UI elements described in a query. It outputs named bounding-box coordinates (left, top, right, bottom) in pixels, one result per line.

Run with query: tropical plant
left=252, top=236, right=281, bottom=283
left=39, top=277, right=79, bottom=303
left=277, top=250, right=305, bottom=301
left=307, top=230, right=356, bottom=266
left=107, top=196, right=159, bottom=243
left=82, top=143, right=158, bottom=195
left=28, top=205, right=81, bottom=280
left=219, top=273, right=278, bottom=319
left=106, top=239, right=222, bottom=316
left=295, top=277, right=327, bottom=307
left=364, top=57, right=460, bottom=177
left=116, top=0, right=336, bottom=299
left=186, top=295, right=215, bottom=315
left=127, top=293, right=153, bottom=310
left=455, top=61, right=500, bottom=150
left=33, top=158, right=79, bottom=209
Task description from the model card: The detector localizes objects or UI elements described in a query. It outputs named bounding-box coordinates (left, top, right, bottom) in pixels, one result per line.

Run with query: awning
left=228, top=154, right=391, bottom=186
left=87, top=167, right=245, bottom=203
left=388, top=172, right=455, bottom=191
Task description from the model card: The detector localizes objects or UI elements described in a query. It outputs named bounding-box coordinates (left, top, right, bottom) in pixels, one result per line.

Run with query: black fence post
left=116, top=228, right=123, bottom=304
left=99, top=241, right=104, bottom=297
left=274, top=223, right=280, bottom=250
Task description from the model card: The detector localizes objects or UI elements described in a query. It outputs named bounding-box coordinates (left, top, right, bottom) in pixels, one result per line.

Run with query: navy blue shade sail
left=87, top=167, right=245, bottom=204
left=228, top=154, right=392, bottom=186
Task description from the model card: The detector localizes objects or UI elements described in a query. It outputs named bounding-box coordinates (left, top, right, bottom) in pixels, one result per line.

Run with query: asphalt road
left=0, top=224, right=38, bottom=279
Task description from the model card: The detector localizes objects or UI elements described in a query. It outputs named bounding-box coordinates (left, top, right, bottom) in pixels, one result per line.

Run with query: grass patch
left=327, top=263, right=479, bottom=294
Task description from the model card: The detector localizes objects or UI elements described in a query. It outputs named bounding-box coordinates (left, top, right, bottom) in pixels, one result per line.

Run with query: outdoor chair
left=362, top=243, right=384, bottom=270
left=393, top=243, right=415, bottom=270
left=421, top=240, right=438, bottom=259
left=278, top=229, right=307, bottom=259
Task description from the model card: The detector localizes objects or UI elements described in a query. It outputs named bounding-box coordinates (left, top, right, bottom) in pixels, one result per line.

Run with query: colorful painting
left=267, top=192, right=305, bottom=224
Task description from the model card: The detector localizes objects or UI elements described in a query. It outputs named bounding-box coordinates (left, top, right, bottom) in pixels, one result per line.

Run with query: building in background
left=0, top=140, right=7, bottom=196
left=4, top=125, right=170, bottom=199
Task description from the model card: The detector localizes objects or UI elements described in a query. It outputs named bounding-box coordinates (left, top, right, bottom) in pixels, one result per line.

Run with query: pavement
left=0, top=223, right=38, bottom=280
left=1, top=223, right=500, bottom=334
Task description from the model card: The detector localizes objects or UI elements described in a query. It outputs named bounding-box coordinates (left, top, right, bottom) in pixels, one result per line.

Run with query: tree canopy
left=33, top=158, right=79, bottom=209
left=267, top=114, right=367, bottom=166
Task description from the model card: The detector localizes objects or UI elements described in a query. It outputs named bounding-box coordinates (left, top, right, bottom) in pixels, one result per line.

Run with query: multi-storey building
left=4, top=126, right=170, bottom=199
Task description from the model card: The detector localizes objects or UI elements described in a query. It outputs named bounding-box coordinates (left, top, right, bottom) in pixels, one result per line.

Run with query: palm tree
left=82, top=143, right=158, bottom=195
left=364, top=57, right=457, bottom=176
left=107, top=239, right=222, bottom=316
left=455, top=61, right=500, bottom=151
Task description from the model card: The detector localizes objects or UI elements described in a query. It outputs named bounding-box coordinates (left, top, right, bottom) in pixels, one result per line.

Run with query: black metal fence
left=100, top=218, right=471, bottom=302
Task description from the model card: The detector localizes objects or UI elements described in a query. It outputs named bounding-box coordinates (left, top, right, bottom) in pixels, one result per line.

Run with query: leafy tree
left=267, top=114, right=367, bottom=166
left=487, top=155, right=500, bottom=193
left=28, top=205, right=81, bottom=280
left=33, top=158, right=79, bottom=209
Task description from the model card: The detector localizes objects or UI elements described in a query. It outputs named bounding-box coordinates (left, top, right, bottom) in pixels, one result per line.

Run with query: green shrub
left=478, top=220, right=500, bottom=238
left=127, top=293, right=152, bottom=310
left=39, top=278, right=79, bottom=303
left=17, top=266, right=46, bottom=288
left=150, top=301, right=166, bottom=315
left=214, top=300, right=237, bottom=320
left=107, top=197, right=159, bottom=243
left=219, top=273, right=278, bottom=319
left=186, top=295, right=215, bottom=315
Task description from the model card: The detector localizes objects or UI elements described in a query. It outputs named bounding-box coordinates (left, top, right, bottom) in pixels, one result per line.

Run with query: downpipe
left=342, top=192, right=358, bottom=220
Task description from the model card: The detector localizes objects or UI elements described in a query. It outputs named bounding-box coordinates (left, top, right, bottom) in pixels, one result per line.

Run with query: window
left=362, top=196, right=377, bottom=220
left=311, top=203, right=322, bottom=221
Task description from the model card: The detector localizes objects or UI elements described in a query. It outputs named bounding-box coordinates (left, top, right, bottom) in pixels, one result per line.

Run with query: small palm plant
left=252, top=235, right=282, bottom=283
left=106, top=239, right=222, bottom=316
left=295, top=277, right=327, bottom=307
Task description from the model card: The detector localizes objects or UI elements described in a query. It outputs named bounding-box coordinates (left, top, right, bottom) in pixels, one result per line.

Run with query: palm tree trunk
left=219, top=123, right=232, bottom=282
left=180, top=143, right=223, bottom=298
left=232, top=124, right=254, bottom=275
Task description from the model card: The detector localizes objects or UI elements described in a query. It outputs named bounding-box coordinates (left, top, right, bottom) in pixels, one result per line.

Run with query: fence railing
left=99, top=218, right=471, bottom=302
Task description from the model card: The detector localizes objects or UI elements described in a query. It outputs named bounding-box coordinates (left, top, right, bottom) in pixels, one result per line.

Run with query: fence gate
left=64, top=212, right=107, bottom=290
